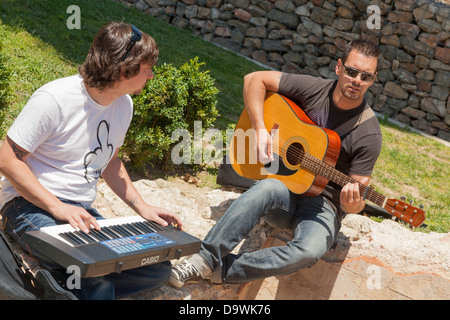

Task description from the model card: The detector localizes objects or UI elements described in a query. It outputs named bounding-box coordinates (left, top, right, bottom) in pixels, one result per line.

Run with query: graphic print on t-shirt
left=84, top=120, right=114, bottom=183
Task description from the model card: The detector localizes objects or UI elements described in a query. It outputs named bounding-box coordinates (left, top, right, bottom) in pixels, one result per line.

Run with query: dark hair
left=79, top=22, right=159, bottom=91
left=341, top=39, right=380, bottom=69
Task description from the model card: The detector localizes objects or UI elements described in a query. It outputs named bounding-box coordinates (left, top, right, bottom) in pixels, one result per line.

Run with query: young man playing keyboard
left=0, top=22, right=182, bottom=300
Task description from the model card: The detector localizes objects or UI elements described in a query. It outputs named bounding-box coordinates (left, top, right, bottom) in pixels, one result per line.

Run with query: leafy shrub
left=0, top=22, right=12, bottom=138
left=122, top=57, right=219, bottom=170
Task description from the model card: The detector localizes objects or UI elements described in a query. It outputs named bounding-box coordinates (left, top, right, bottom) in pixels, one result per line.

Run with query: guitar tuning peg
left=409, top=200, right=414, bottom=205
left=400, top=196, right=406, bottom=201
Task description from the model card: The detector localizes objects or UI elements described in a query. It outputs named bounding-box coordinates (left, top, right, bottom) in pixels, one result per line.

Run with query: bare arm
left=101, top=149, right=183, bottom=229
left=243, top=71, right=282, bottom=130
left=242, top=71, right=282, bottom=163
left=0, top=137, right=100, bottom=232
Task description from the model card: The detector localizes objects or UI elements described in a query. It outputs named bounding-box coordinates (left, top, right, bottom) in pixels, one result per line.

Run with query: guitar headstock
left=385, top=198, right=426, bottom=228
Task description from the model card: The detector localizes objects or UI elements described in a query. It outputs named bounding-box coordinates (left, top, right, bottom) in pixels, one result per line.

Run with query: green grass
left=371, top=119, right=450, bottom=233
left=0, top=0, right=448, bottom=233
left=0, top=0, right=264, bottom=130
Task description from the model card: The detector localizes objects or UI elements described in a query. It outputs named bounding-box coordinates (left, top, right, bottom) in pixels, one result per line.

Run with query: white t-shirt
left=0, top=75, right=133, bottom=206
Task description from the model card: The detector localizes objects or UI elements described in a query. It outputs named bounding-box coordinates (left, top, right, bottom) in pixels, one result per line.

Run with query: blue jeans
left=199, top=179, right=341, bottom=284
left=1, top=197, right=170, bottom=300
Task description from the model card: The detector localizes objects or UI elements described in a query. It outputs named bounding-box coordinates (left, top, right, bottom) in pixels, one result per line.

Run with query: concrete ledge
left=236, top=235, right=450, bottom=300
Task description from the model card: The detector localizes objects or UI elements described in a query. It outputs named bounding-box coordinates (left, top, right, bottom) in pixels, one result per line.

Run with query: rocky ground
left=92, top=177, right=449, bottom=300
left=1, top=175, right=448, bottom=300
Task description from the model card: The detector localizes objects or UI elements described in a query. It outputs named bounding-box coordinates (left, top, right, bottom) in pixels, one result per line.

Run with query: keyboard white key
left=39, top=216, right=155, bottom=247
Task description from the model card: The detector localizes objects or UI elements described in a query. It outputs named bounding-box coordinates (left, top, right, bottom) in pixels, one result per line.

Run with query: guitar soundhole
left=286, top=142, right=304, bottom=166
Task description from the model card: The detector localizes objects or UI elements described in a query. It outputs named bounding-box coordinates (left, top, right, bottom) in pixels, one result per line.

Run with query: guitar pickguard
left=263, top=153, right=298, bottom=176
left=263, top=136, right=310, bottom=176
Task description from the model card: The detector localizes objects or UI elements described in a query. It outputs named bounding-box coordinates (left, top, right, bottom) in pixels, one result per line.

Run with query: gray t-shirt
left=278, top=73, right=382, bottom=216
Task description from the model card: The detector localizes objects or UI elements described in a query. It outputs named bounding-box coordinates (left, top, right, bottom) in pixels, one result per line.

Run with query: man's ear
left=335, top=59, right=343, bottom=75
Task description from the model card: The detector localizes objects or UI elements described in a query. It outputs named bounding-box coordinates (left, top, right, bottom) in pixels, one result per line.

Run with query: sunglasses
left=342, top=64, right=376, bottom=82
left=121, top=25, right=142, bottom=62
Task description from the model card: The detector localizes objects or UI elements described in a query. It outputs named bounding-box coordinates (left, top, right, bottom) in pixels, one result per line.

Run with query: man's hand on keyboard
left=138, top=204, right=183, bottom=230
left=51, top=202, right=101, bottom=233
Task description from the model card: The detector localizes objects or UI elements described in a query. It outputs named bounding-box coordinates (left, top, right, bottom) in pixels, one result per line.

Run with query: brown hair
left=79, top=22, right=159, bottom=91
left=341, top=39, right=380, bottom=69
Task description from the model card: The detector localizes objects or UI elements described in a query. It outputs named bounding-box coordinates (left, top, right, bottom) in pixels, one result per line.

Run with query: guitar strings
left=283, top=142, right=418, bottom=219
left=265, top=141, right=386, bottom=206
left=282, top=143, right=385, bottom=205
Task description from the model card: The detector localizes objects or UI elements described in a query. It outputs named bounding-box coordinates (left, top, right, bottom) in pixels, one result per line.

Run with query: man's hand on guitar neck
left=340, top=176, right=370, bottom=214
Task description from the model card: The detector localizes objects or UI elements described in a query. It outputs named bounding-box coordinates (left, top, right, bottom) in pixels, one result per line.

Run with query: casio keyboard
left=22, top=216, right=201, bottom=278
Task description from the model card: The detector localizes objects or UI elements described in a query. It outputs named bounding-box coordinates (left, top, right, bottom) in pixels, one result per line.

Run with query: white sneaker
left=169, top=259, right=202, bottom=288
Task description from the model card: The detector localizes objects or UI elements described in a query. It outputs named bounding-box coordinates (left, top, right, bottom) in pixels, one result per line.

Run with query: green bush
left=122, top=57, right=219, bottom=170
left=0, top=22, right=12, bottom=138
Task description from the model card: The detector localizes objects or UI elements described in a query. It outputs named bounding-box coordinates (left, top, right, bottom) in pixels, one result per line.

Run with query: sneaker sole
left=169, top=273, right=201, bottom=288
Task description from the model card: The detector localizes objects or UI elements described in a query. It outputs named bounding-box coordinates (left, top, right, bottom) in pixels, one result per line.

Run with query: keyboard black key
left=101, top=226, right=121, bottom=239
left=123, top=223, right=142, bottom=235
left=90, top=229, right=109, bottom=241
left=111, top=225, right=132, bottom=237
left=135, top=221, right=153, bottom=233
left=60, top=232, right=84, bottom=246
left=120, top=224, right=136, bottom=236
left=130, top=222, right=150, bottom=234
left=75, top=231, right=96, bottom=244
left=130, top=222, right=145, bottom=234
left=146, top=220, right=166, bottom=232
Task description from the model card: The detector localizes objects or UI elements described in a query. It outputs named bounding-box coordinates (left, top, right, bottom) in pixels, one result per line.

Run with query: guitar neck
left=301, top=153, right=387, bottom=208
left=294, top=142, right=425, bottom=228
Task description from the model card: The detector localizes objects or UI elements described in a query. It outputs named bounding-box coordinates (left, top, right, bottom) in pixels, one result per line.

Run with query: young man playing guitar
left=170, top=39, right=382, bottom=286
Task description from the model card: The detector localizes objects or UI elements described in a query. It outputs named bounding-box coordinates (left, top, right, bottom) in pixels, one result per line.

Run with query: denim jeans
left=199, top=179, right=341, bottom=284
left=1, top=197, right=170, bottom=300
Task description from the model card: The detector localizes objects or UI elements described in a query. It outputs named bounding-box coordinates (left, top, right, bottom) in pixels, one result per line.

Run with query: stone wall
left=118, top=0, right=450, bottom=142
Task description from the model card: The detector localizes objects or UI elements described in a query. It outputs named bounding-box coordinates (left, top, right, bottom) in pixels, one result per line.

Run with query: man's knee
left=287, top=241, right=325, bottom=269
left=250, top=178, right=290, bottom=200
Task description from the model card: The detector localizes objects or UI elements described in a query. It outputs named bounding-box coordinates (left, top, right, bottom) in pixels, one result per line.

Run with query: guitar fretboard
left=300, top=151, right=387, bottom=207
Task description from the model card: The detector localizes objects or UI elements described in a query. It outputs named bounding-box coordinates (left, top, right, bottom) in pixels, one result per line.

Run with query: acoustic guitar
left=229, top=92, right=425, bottom=228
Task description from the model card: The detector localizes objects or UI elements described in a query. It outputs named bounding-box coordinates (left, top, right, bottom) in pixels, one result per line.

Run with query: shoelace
left=174, top=262, right=199, bottom=278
